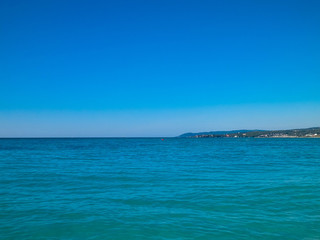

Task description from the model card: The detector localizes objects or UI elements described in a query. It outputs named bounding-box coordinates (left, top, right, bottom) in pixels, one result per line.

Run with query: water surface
left=1, top=138, right=319, bottom=239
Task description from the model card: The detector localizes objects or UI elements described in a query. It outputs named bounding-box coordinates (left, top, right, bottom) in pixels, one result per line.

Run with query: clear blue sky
left=1, top=0, right=320, bottom=137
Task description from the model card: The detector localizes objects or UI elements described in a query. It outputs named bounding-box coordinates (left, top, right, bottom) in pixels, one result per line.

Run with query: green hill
left=179, top=127, right=320, bottom=138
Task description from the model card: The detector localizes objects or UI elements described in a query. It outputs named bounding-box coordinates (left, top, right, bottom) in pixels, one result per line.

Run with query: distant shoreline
left=179, top=127, right=320, bottom=138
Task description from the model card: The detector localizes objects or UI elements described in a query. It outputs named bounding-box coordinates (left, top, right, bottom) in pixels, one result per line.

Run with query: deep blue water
left=0, top=138, right=320, bottom=239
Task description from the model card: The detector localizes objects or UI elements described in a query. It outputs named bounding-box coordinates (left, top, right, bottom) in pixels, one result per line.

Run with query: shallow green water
left=1, top=138, right=319, bottom=239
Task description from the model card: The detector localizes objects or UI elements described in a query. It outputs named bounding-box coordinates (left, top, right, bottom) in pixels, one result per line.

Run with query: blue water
left=1, top=138, right=320, bottom=239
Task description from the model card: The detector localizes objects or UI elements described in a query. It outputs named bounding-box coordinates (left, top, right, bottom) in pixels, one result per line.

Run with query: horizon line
left=1, top=126, right=319, bottom=139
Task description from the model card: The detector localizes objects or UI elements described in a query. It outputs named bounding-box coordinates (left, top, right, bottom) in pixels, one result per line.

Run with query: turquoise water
left=1, top=138, right=320, bottom=240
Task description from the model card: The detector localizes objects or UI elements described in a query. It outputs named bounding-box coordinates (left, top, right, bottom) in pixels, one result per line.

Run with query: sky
left=1, top=0, right=320, bottom=137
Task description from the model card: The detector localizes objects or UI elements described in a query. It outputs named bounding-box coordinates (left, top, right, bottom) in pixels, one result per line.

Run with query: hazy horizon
left=1, top=125, right=320, bottom=138
left=1, top=103, right=320, bottom=137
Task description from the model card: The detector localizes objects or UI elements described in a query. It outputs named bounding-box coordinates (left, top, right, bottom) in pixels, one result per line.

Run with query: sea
left=1, top=138, right=319, bottom=240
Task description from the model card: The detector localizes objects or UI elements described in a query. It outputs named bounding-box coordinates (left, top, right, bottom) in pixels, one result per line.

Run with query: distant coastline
left=179, top=127, right=320, bottom=138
